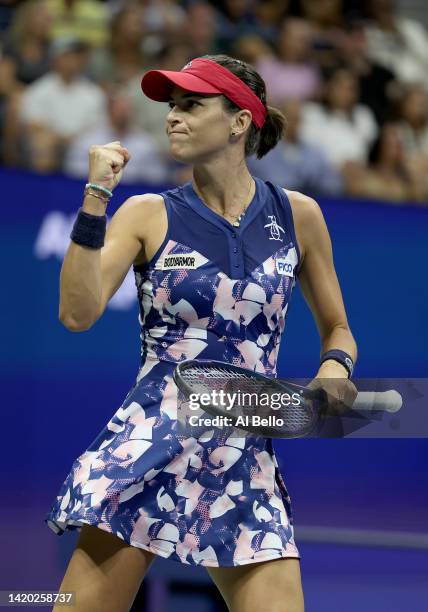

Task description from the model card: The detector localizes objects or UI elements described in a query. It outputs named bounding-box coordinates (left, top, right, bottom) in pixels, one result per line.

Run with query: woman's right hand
left=88, top=141, right=131, bottom=191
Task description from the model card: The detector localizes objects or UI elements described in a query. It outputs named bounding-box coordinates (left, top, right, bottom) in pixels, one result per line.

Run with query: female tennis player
left=46, top=55, right=357, bottom=612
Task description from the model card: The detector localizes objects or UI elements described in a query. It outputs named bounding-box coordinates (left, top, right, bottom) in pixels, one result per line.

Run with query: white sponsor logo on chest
left=156, top=252, right=208, bottom=270
left=264, top=215, right=285, bottom=241
left=275, top=248, right=298, bottom=277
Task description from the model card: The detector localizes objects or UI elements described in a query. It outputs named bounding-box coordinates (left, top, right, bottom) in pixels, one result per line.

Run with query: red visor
left=141, top=58, right=266, bottom=129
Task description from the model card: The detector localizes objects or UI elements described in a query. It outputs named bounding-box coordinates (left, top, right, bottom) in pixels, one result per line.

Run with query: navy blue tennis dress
left=45, top=177, right=302, bottom=567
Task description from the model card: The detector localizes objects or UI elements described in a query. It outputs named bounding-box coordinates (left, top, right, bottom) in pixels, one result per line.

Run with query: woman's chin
left=169, top=147, right=195, bottom=165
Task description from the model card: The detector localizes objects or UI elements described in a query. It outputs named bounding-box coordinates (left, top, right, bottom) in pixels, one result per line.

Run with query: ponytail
left=255, top=105, right=286, bottom=159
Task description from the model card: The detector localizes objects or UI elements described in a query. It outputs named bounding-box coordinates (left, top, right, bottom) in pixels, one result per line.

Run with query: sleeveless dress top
left=45, top=177, right=302, bottom=567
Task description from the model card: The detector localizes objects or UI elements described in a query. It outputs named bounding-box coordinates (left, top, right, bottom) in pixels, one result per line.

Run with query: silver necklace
left=198, top=180, right=253, bottom=228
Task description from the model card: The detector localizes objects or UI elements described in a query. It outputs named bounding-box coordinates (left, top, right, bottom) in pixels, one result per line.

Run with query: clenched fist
left=88, top=141, right=131, bottom=191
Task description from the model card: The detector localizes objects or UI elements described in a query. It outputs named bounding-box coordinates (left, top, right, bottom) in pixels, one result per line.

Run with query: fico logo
left=276, top=258, right=295, bottom=277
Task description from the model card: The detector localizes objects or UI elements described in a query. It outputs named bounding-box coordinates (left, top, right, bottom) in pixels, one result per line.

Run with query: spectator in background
left=184, top=1, right=219, bottom=57
left=339, top=20, right=395, bottom=126
left=253, top=0, right=290, bottom=45
left=214, top=0, right=257, bottom=53
left=300, top=0, right=345, bottom=30
left=1, top=0, right=52, bottom=85
left=396, top=84, right=428, bottom=158
left=300, top=0, right=346, bottom=69
left=88, top=4, right=147, bottom=87
left=395, top=84, right=428, bottom=194
left=139, top=0, right=187, bottom=37
left=364, top=0, right=428, bottom=89
left=127, top=42, right=192, bottom=154
left=64, top=89, right=168, bottom=183
left=301, top=0, right=344, bottom=29
left=301, top=65, right=377, bottom=168
left=46, top=0, right=109, bottom=48
left=248, top=98, right=343, bottom=196
left=256, top=18, right=321, bottom=103
left=109, top=0, right=186, bottom=46
left=18, top=37, right=106, bottom=172
left=231, top=33, right=273, bottom=66
left=0, top=55, right=24, bottom=166
left=343, top=123, right=427, bottom=203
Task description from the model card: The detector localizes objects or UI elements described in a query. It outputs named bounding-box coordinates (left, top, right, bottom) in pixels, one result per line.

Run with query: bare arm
left=59, top=140, right=166, bottom=331
left=287, top=190, right=358, bottom=378
left=59, top=194, right=161, bottom=330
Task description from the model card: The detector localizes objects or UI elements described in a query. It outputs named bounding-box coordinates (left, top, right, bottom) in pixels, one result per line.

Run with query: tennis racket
left=173, top=359, right=402, bottom=439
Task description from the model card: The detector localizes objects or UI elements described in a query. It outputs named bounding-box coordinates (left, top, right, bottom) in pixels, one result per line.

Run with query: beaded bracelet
left=84, top=187, right=110, bottom=204
left=85, top=182, right=113, bottom=199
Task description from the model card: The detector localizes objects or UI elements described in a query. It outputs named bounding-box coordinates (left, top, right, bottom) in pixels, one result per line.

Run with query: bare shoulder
left=283, top=189, right=323, bottom=227
left=282, top=189, right=328, bottom=262
left=108, top=193, right=167, bottom=266
left=112, top=192, right=165, bottom=224
left=110, top=192, right=165, bottom=238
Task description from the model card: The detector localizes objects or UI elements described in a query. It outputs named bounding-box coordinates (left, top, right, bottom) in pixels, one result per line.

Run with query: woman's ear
left=231, top=109, right=253, bottom=136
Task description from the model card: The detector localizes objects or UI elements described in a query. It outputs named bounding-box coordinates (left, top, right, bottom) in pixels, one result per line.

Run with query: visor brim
left=141, top=70, right=222, bottom=102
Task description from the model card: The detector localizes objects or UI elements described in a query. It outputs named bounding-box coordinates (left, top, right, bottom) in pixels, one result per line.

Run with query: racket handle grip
left=353, top=390, right=402, bottom=413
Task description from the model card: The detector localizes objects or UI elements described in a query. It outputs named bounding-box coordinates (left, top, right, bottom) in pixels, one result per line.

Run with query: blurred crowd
left=1, top=0, right=428, bottom=203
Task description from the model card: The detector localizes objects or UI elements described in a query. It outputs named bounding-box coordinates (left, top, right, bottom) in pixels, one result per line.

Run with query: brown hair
left=201, top=54, right=286, bottom=159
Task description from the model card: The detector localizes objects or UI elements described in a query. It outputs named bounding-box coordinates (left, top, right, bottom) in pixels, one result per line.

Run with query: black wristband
left=70, top=208, right=107, bottom=249
left=320, top=349, right=354, bottom=378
